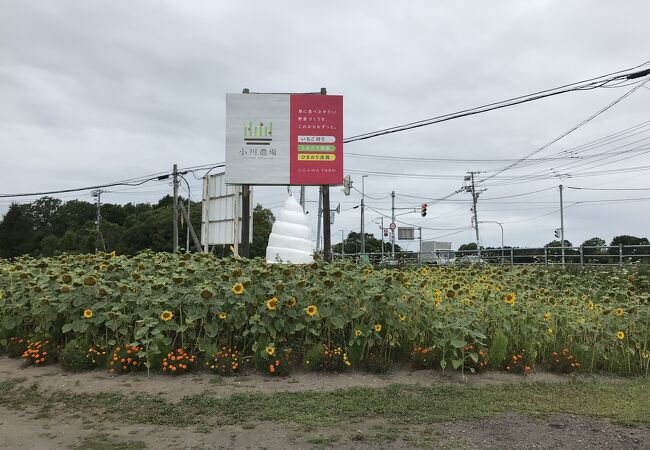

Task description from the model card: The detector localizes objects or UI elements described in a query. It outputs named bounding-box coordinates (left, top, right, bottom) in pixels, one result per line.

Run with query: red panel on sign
left=289, top=95, right=343, bottom=185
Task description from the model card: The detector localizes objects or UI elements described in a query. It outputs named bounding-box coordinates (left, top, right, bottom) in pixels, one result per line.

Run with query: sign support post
left=322, top=185, right=332, bottom=262
left=241, top=184, right=251, bottom=257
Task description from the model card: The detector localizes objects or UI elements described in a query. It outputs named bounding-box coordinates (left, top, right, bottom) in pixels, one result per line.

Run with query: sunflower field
left=0, top=251, right=648, bottom=375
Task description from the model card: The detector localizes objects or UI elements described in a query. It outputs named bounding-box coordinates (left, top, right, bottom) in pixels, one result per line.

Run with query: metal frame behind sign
left=398, top=227, right=415, bottom=240
left=201, top=172, right=253, bottom=254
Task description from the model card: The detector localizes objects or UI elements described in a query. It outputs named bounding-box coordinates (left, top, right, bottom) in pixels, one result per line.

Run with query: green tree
left=332, top=231, right=404, bottom=255
left=582, top=237, right=607, bottom=263
left=0, top=203, right=37, bottom=257
left=458, top=243, right=478, bottom=252
left=608, top=235, right=650, bottom=260
left=250, top=204, right=275, bottom=259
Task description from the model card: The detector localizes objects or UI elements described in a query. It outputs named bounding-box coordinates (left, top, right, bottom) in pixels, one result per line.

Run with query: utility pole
left=418, top=227, right=422, bottom=264
left=391, top=190, right=396, bottom=259
left=316, top=186, right=323, bottom=252
left=91, top=189, right=106, bottom=253
left=299, top=186, right=306, bottom=212
left=560, top=185, right=565, bottom=265
left=341, top=230, right=345, bottom=256
left=380, top=217, right=385, bottom=260
left=360, top=175, right=368, bottom=256
left=466, top=171, right=484, bottom=260
left=172, top=164, right=179, bottom=252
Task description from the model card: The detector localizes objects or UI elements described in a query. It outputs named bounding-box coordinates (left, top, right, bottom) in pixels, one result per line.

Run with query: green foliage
left=364, top=351, right=391, bottom=374
left=206, top=346, right=240, bottom=376
left=250, top=205, right=275, bottom=258
left=0, top=254, right=649, bottom=375
left=332, top=231, right=406, bottom=255
left=488, top=329, right=509, bottom=367
left=303, top=344, right=350, bottom=372
left=59, top=339, right=105, bottom=372
left=303, top=343, right=325, bottom=371
left=410, top=346, right=437, bottom=369
left=458, top=242, right=478, bottom=252
left=0, top=195, right=268, bottom=256
left=5, top=338, right=28, bottom=358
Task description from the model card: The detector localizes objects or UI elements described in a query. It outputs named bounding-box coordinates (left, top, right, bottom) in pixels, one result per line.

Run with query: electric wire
left=479, top=77, right=650, bottom=184
left=343, top=62, right=650, bottom=144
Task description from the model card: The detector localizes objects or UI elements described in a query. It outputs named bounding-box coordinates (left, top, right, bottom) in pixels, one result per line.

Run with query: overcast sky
left=1, top=1, right=649, bottom=251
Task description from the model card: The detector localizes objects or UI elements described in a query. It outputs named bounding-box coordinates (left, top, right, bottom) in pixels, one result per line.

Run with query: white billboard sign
left=201, top=173, right=253, bottom=248
left=225, top=93, right=344, bottom=185
left=226, top=94, right=290, bottom=185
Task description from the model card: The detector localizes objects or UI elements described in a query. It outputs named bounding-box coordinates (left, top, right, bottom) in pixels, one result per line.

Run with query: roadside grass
left=71, top=434, right=146, bottom=450
left=0, top=378, right=648, bottom=429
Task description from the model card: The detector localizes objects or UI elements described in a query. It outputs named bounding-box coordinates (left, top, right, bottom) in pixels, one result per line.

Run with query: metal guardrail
left=333, top=244, right=650, bottom=267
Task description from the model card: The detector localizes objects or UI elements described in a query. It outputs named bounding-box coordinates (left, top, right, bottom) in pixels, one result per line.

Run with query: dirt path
left=1, top=406, right=648, bottom=450
left=0, top=357, right=628, bottom=402
left=1, top=357, right=648, bottom=449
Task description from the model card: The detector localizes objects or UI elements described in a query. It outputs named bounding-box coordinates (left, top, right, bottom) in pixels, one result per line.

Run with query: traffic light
left=383, top=228, right=389, bottom=237
left=421, top=203, right=428, bottom=217
left=554, top=228, right=561, bottom=238
left=343, top=175, right=352, bottom=196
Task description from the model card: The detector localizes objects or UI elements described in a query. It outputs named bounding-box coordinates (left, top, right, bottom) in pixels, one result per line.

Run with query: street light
left=479, top=221, right=504, bottom=263
left=360, top=175, right=368, bottom=257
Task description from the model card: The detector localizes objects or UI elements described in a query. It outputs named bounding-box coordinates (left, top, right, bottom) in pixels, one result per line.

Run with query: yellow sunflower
left=160, top=310, right=174, bottom=321
left=543, top=312, right=551, bottom=322
left=547, top=327, right=553, bottom=335
left=265, top=346, right=275, bottom=356
left=231, top=283, right=245, bottom=295
left=354, top=329, right=362, bottom=337
left=83, top=309, right=93, bottom=318
left=266, top=297, right=278, bottom=311
left=218, top=312, right=227, bottom=320
left=399, top=314, right=406, bottom=321
left=504, top=292, right=516, bottom=305
left=306, top=305, right=318, bottom=317
left=374, top=324, right=382, bottom=333
left=617, top=331, right=625, bottom=340
left=285, top=297, right=297, bottom=308
left=614, top=308, right=624, bottom=317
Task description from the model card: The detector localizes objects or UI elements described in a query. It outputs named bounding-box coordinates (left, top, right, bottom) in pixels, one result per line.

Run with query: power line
left=566, top=186, right=650, bottom=191
left=479, top=77, right=650, bottom=183
left=0, top=163, right=225, bottom=200
left=342, top=62, right=650, bottom=144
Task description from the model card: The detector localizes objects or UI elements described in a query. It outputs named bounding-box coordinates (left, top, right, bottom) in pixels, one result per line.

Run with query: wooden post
left=241, top=184, right=251, bottom=258
left=179, top=204, right=202, bottom=252
left=322, top=185, right=332, bottom=262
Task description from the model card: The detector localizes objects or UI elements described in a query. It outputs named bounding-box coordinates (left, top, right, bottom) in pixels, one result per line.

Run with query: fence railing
left=332, top=244, right=650, bottom=267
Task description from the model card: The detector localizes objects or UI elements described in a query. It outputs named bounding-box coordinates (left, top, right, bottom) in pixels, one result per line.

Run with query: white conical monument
left=266, top=195, right=314, bottom=264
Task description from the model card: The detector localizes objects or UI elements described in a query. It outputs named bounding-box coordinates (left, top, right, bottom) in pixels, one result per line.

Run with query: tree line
left=0, top=196, right=274, bottom=259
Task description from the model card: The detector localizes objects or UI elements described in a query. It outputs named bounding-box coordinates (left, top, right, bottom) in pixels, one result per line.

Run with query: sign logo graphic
left=244, top=121, right=273, bottom=146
